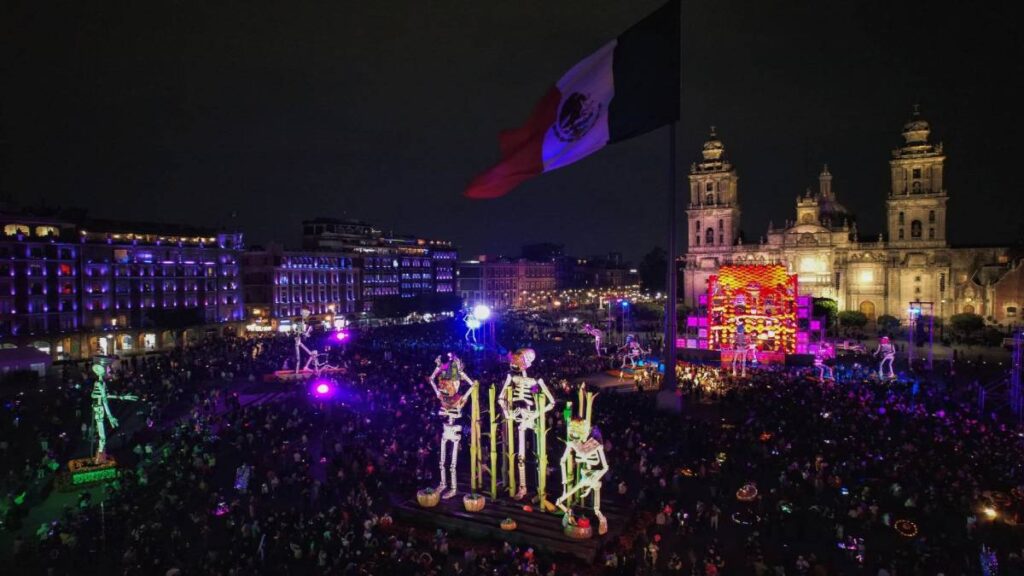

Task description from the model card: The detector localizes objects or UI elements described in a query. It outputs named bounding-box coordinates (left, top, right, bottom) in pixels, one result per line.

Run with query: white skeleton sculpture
left=556, top=394, right=609, bottom=535
left=875, top=336, right=896, bottom=380
left=731, top=322, right=754, bottom=376
left=428, top=353, right=475, bottom=499
left=814, top=342, right=835, bottom=381
left=581, top=324, right=603, bottom=355
left=498, top=348, right=555, bottom=500
left=90, top=359, right=137, bottom=460
left=294, top=309, right=315, bottom=374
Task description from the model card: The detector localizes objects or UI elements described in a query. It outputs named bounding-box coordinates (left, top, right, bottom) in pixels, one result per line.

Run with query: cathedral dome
left=901, top=107, right=931, bottom=145
left=702, top=126, right=725, bottom=160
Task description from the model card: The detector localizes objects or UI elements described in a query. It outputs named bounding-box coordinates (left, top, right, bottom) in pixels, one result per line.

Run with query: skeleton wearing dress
left=556, top=411, right=609, bottom=535
left=90, top=360, right=137, bottom=460
left=428, top=353, right=475, bottom=499
left=875, top=336, right=895, bottom=379
left=497, top=348, right=555, bottom=500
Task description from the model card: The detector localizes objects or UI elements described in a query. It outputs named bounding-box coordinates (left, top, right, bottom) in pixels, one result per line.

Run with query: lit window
left=4, top=224, right=29, bottom=236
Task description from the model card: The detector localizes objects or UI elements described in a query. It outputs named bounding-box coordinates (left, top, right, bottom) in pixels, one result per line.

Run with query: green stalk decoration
left=536, top=392, right=547, bottom=507
left=505, top=384, right=516, bottom=497
left=489, top=385, right=498, bottom=499
left=470, top=381, right=480, bottom=492
left=563, top=401, right=575, bottom=508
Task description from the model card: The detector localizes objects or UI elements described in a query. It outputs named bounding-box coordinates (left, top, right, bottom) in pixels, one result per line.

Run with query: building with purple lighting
left=0, top=208, right=244, bottom=359
left=241, top=243, right=358, bottom=326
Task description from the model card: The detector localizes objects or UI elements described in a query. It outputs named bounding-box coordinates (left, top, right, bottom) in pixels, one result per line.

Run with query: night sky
left=3, top=1, right=1020, bottom=261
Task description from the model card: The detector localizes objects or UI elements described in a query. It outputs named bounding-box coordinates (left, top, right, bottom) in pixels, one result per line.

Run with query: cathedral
left=680, top=109, right=1013, bottom=323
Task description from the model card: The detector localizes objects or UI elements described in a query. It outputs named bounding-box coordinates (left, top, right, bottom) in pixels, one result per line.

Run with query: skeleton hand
left=109, top=416, right=119, bottom=428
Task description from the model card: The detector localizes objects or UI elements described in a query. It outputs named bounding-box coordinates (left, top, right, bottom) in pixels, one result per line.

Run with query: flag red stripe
left=464, top=86, right=561, bottom=199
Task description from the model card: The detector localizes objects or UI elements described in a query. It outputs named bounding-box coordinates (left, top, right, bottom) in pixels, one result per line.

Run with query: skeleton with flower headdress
left=428, top=352, right=475, bottom=498
left=498, top=348, right=555, bottom=500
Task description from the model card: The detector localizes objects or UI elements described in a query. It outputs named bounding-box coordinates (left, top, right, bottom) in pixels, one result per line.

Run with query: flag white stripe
left=541, top=40, right=616, bottom=172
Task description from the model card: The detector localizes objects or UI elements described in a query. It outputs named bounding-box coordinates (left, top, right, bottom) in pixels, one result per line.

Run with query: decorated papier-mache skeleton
left=731, top=321, right=754, bottom=377
left=581, top=324, right=603, bottom=355
left=556, top=386, right=609, bottom=535
left=90, top=357, right=137, bottom=461
left=428, top=352, right=475, bottom=499
left=814, top=342, right=835, bottom=381
left=619, top=334, right=648, bottom=371
left=498, top=348, right=555, bottom=500
left=294, top=308, right=315, bottom=374
left=875, top=336, right=895, bottom=380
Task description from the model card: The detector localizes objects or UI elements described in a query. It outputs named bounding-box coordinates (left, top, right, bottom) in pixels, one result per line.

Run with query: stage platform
left=392, top=491, right=628, bottom=562
left=264, top=367, right=347, bottom=382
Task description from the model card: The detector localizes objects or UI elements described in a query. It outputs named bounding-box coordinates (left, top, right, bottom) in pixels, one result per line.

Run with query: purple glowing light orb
left=316, top=383, right=331, bottom=395
left=334, top=330, right=349, bottom=342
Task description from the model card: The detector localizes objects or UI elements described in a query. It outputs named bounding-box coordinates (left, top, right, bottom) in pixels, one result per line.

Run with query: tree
left=838, top=310, right=868, bottom=332
left=877, top=314, right=900, bottom=333
left=949, top=312, right=985, bottom=340
left=812, top=298, right=838, bottom=331
left=638, top=246, right=667, bottom=292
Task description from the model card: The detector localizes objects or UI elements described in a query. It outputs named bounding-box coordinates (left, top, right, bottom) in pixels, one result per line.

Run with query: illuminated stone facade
left=681, top=110, right=1010, bottom=322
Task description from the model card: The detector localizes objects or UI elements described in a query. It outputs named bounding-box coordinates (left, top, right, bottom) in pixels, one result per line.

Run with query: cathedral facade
left=680, top=110, right=1012, bottom=323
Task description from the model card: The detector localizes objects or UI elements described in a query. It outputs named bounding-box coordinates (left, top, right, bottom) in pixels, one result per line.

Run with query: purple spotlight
left=311, top=378, right=335, bottom=399
left=334, top=330, right=349, bottom=342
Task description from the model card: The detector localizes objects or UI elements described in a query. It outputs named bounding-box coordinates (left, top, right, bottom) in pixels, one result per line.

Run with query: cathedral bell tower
left=887, top=106, right=947, bottom=247
left=687, top=127, right=740, bottom=252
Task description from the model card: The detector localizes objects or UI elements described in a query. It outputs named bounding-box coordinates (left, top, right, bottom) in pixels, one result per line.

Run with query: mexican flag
left=465, top=0, right=680, bottom=199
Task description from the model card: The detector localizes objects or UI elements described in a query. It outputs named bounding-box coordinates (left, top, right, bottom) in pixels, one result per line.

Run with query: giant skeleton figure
left=428, top=353, right=475, bottom=499
left=556, top=389, right=609, bottom=535
left=875, top=336, right=896, bottom=379
left=581, top=324, right=603, bottom=356
left=731, top=321, right=754, bottom=377
left=618, top=334, right=649, bottom=372
left=90, top=360, right=137, bottom=460
left=294, top=309, right=315, bottom=374
left=814, top=342, right=835, bottom=381
left=498, top=348, right=555, bottom=500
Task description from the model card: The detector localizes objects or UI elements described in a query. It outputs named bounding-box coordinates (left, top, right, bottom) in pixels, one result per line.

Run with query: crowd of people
left=2, top=317, right=1024, bottom=575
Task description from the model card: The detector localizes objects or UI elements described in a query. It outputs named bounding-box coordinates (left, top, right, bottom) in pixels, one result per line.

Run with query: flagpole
left=663, top=122, right=678, bottom=392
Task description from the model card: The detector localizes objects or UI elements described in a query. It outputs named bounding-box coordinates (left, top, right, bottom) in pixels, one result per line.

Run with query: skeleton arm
left=497, top=374, right=512, bottom=418
left=536, top=378, right=556, bottom=414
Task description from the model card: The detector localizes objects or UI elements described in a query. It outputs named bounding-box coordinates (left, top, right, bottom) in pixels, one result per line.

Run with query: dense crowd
left=2, top=318, right=1024, bottom=575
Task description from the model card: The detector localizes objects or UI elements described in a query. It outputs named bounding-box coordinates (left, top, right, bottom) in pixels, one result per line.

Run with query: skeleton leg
left=438, top=435, right=449, bottom=494
left=593, top=481, right=607, bottom=535
left=514, top=422, right=528, bottom=500
left=444, top=431, right=460, bottom=499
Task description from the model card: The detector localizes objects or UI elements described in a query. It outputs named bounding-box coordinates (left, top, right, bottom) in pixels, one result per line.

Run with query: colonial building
left=240, top=243, right=358, bottom=324
left=457, top=256, right=558, bottom=311
left=0, top=209, right=244, bottom=359
left=302, top=218, right=456, bottom=312
left=681, top=110, right=1011, bottom=322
